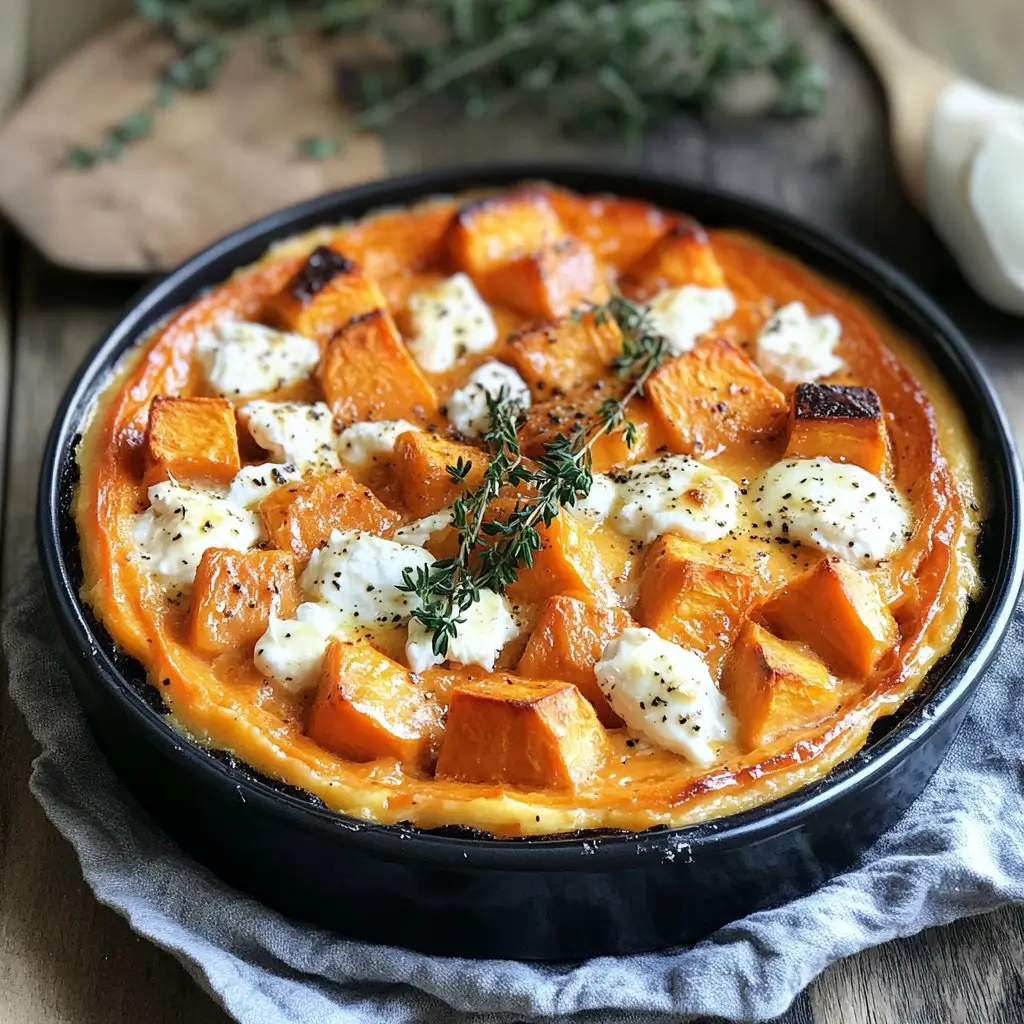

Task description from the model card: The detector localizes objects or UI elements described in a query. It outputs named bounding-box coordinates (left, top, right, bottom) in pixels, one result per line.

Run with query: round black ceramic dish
left=38, top=166, right=1023, bottom=960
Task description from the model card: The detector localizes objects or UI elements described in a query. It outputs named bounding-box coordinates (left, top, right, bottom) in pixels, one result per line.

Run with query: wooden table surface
left=1, top=2, right=1022, bottom=1022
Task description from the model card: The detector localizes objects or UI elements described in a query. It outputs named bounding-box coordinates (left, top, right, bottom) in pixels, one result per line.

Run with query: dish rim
left=37, top=163, right=1024, bottom=871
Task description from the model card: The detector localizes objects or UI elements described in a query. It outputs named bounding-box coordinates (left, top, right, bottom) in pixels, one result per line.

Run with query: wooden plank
left=0, top=228, right=12, bottom=546
left=0, top=248, right=229, bottom=1024
left=384, top=106, right=626, bottom=176
left=0, top=0, right=29, bottom=116
left=811, top=907, right=1024, bottom=1024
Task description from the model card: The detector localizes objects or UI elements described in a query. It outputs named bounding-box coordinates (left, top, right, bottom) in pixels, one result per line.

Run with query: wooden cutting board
left=0, top=18, right=386, bottom=274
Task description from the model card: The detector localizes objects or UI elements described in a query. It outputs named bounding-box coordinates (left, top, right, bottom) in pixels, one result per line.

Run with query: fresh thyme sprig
left=591, top=295, right=670, bottom=447
left=66, top=0, right=826, bottom=168
left=399, top=295, right=668, bottom=658
left=398, top=389, right=530, bottom=656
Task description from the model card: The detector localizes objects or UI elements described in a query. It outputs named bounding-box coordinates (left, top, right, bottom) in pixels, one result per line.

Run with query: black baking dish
left=37, top=166, right=1024, bottom=960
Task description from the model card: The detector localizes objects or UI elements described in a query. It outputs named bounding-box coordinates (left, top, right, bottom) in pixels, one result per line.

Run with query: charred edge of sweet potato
left=661, top=217, right=709, bottom=244
left=793, top=383, right=881, bottom=421
left=287, top=245, right=358, bottom=302
left=330, top=306, right=388, bottom=337
left=477, top=695, right=547, bottom=711
left=453, top=186, right=553, bottom=223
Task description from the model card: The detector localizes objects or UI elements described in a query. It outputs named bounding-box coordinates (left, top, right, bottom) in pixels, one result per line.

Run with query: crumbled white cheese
left=611, top=454, right=739, bottom=545
left=405, top=588, right=520, bottom=673
left=336, top=419, right=419, bottom=470
left=392, top=509, right=454, bottom=547
left=645, top=286, right=736, bottom=356
left=224, top=462, right=303, bottom=508
left=595, top=627, right=736, bottom=766
left=300, top=530, right=433, bottom=629
left=406, top=273, right=499, bottom=373
left=240, top=401, right=339, bottom=471
left=445, top=361, right=531, bottom=438
left=132, top=482, right=261, bottom=590
left=253, top=602, right=341, bottom=693
left=196, top=320, right=320, bottom=398
left=566, top=472, right=618, bottom=525
left=754, top=301, right=844, bottom=383
left=753, top=457, right=913, bottom=565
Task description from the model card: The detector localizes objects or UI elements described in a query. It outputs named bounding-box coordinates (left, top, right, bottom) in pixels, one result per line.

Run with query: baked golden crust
left=73, top=185, right=982, bottom=836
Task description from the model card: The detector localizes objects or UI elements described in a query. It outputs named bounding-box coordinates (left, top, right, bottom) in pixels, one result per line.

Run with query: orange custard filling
left=74, top=185, right=982, bottom=836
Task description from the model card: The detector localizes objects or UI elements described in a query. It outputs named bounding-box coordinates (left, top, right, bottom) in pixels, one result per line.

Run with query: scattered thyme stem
left=399, top=295, right=669, bottom=658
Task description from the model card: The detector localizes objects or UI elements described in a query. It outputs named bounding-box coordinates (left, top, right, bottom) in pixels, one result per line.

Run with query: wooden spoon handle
left=827, top=0, right=951, bottom=93
left=826, top=0, right=954, bottom=206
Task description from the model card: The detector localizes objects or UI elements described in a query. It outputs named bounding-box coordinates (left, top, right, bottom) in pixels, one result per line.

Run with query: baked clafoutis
left=74, top=184, right=982, bottom=837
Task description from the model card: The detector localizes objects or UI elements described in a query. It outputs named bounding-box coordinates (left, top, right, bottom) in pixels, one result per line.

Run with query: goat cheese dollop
left=255, top=531, right=436, bottom=691
left=567, top=472, right=619, bottom=526
left=300, top=530, right=433, bottom=627
left=645, top=286, right=736, bottom=355
left=196, top=320, right=320, bottom=398
left=253, top=602, right=341, bottom=693
left=224, top=462, right=303, bottom=508
left=132, top=482, right=261, bottom=589
left=753, top=457, right=913, bottom=565
left=755, top=301, right=844, bottom=383
left=336, top=419, right=419, bottom=470
left=611, top=454, right=739, bottom=545
left=240, top=401, right=339, bottom=472
left=406, top=273, right=499, bottom=373
left=405, top=588, right=520, bottom=674
left=445, top=361, right=531, bottom=438
left=595, top=627, right=736, bottom=766
left=392, top=509, right=454, bottom=547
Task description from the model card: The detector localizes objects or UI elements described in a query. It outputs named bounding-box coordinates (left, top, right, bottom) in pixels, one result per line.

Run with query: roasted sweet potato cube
left=189, top=548, right=301, bottom=655
left=416, top=491, right=519, bottom=561
left=502, top=310, right=622, bottom=395
left=721, top=621, right=838, bottom=750
left=306, top=639, right=442, bottom=766
left=546, top=190, right=677, bottom=269
left=393, top=431, right=486, bottom=517
left=447, top=189, right=566, bottom=279
left=423, top=499, right=613, bottom=606
left=333, top=202, right=456, bottom=279
left=505, top=511, right=614, bottom=605
left=518, top=390, right=662, bottom=472
left=318, top=310, right=438, bottom=425
left=484, top=238, right=609, bottom=320
left=435, top=676, right=607, bottom=790
left=756, top=557, right=898, bottom=679
left=635, top=536, right=753, bottom=655
left=785, top=383, right=890, bottom=476
left=259, top=469, right=401, bottom=558
left=584, top=399, right=664, bottom=472
left=619, top=220, right=727, bottom=300
left=517, top=596, right=632, bottom=727
left=647, top=338, right=787, bottom=457
left=263, top=246, right=386, bottom=345
left=144, top=396, right=240, bottom=486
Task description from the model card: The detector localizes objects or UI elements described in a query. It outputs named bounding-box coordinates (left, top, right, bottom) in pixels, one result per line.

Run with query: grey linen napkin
left=5, top=548, right=1024, bottom=1024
